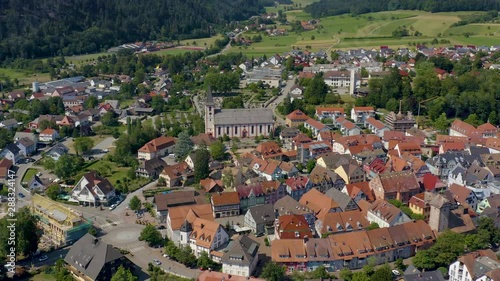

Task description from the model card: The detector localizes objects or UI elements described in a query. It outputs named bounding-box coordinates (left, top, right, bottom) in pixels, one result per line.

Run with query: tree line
left=304, top=0, right=499, bottom=17
left=0, top=0, right=269, bottom=62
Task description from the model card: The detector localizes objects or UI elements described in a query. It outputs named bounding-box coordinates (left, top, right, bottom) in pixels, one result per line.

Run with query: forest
left=0, top=0, right=268, bottom=63
left=304, top=0, right=499, bottom=17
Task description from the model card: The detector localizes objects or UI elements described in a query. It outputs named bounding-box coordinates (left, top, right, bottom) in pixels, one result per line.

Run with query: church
left=205, top=89, right=275, bottom=138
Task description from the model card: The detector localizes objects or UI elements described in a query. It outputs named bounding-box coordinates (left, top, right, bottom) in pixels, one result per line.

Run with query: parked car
left=38, top=255, right=48, bottom=262
left=153, top=259, right=161, bottom=265
left=157, top=225, right=166, bottom=230
left=18, top=193, right=25, bottom=198
left=109, top=204, right=117, bottom=210
left=36, top=172, right=42, bottom=177
left=392, top=270, right=400, bottom=276
left=162, top=254, right=170, bottom=259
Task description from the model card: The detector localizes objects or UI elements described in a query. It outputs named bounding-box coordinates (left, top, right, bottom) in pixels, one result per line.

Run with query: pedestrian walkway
left=128, top=242, right=146, bottom=253
left=97, top=220, right=123, bottom=229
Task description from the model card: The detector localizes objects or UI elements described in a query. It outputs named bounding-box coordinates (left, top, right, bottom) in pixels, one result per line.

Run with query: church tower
left=205, top=87, right=215, bottom=136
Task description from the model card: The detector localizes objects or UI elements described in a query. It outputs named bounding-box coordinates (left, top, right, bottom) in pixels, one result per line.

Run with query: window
left=227, top=127, right=230, bottom=135
left=260, top=125, right=263, bottom=133
left=218, top=127, right=221, bottom=136
left=295, top=231, right=300, bottom=237
left=251, top=126, right=254, bottom=134
left=235, top=126, right=238, bottom=134
left=268, top=125, right=271, bottom=132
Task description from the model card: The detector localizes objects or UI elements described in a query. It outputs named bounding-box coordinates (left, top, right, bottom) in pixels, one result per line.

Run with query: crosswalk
left=97, top=221, right=123, bottom=229
left=128, top=242, right=146, bottom=253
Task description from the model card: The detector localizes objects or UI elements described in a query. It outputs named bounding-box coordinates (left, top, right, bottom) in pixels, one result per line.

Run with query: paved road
left=112, top=180, right=157, bottom=215
left=87, top=137, right=116, bottom=159
left=18, top=246, right=71, bottom=269
left=266, top=76, right=295, bottom=126
left=206, top=31, right=243, bottom=58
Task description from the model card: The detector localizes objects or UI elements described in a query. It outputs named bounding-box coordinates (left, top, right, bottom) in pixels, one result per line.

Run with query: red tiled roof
left=316, top=107, right=344, bottom=115
left=276, top=214, right=312, bottom=239
left=286, top=109, right=309, bottom=121
left=211, top=192, right=240, bottom=206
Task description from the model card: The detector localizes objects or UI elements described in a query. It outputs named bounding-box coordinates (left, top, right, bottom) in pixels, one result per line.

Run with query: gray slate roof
left=325, top=188, right=358, bottom=211
left=221, top=235, right=259, bottom=267
left=64, top=234, right=124, bottom=280
left=247, top=204, right=276, bottom=224
left=214, top=108, right=273, bottom=125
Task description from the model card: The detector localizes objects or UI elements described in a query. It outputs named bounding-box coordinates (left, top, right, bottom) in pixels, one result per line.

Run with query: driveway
left=86, top=137, right=116, bottom=159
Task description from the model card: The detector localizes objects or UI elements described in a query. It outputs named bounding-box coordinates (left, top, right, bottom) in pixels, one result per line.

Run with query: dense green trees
left=139, top=225, right=164, bottom=247
left=0, top=0, right=268, bottom=62
left=73, top=137, right=94, bottom=156
left=413, top=230, right=465, bottom=270
left=304, top=0, right=499, bottom=17
left=303, top=74, right=329, bottom=105
left=43, top=154, right=84, bottom=179
left=194, top=149, right=211, bottom=182
left=173, top=131, right=194, bottom=160
left=261, top=262, right=286, bottom=281
left=112, top=118, right=159, bottom=167
left=111, top=266, right=137, bottom=281
left=0, top=208, right=39, bottom=258
left=209, top=141, right=225, bottom=160
left=204, top=72, right=240, bottom=93
left=129, top=196, right=142, bottom=211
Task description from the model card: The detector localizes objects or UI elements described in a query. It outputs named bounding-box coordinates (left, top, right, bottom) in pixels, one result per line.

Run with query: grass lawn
left=0, top=67, right=51, bottom=85
left=65, top=52, right=109, bottom=66
left=149, top=48, right=197, bottom=56
left=229, top=10, right=500, bottom=56
left=73, top=160, right=149, bottom=192
left=180, top=34, right=223, bottom=47
left=22, top=168, right=39, bottom=183
left=30, top=273, right=57, bottom=281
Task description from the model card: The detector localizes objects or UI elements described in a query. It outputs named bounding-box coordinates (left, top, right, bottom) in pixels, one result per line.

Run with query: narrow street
left=267, top=75, right=295, bottom=126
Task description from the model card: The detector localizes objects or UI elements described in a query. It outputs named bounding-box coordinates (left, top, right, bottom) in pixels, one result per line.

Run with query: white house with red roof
left=39, top=128, right=59, bottom=142
left=336, top=117, right=361, bottom=136
left=364, top=117, right=388, bottom=137
left=71, top=171, right=116, bottom=206
left=137, top=135, right=176, bottom=160
left=351, top=106, right=375, bottom=123
left=304, top=118, right=328, bottom=137
left=315, top=107, right=345, bottom=121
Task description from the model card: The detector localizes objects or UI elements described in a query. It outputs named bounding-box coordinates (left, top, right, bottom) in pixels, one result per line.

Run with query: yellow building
left=31, top=194, right=91, bottom=246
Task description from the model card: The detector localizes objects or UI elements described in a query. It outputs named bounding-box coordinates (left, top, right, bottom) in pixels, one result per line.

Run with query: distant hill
left=304, top=0, right=499, bottom=17
left=0, top=0, right=267, bottom=62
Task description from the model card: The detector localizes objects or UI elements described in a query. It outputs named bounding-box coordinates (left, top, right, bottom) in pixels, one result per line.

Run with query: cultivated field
left=229, top=10, right=500, bottom=57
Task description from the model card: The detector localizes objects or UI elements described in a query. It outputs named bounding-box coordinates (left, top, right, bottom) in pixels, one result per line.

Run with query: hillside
left=304, top=0, right=499, bottom=17
left=0, top=0, right=267, bottom=62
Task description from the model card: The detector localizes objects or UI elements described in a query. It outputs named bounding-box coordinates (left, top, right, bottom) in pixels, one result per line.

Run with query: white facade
left=222, top=255, right=258, bottom=278
left=367, top=210, right=411, bottom=228
left=214, top=123, right=273, bottom=139
left=449, top=260, right=474, bottom=281
left=351, top=108, right=376, bottom=123
left=39, top=131, right=59, bottom=142
left=186, top=226, right=229, bottom=257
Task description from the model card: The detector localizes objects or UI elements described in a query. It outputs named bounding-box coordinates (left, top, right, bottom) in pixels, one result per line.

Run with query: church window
left=226, top=127, right=230, bottom=135
left=218, top=127, right=221, bottom=136
left=251, top=126, right=254, bottom=134
left=235, top=126, right=238, bottom=134
left=259, top=125, right=262, bottom=134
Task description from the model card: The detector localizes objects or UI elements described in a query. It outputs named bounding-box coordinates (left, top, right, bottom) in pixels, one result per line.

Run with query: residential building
left=254, top=141, right=283, bottom=160
left=369, top=171, right=421, bottom=203
left=367, top=200, right=412, bottom=228
left=364, top=117, right=388, bottom=137
left=182, top=218, right=229, bottom=257
left=449, top=183, right=479, bottom=211
left=71, top=171, right=116, bottom=206
left=31, top=194, right=91, bottom=247
left=205, top=89, right=274, bottom=138
left=286, top=109, right=309, bottom=127
left=222, top=235, right=260, bottom=278
left=334, top=164, right=365, bottom=184
left=45, top=144, right=69, bottom=161
left=211, top=192, right=241, bottom=218
left=261, top=180, right=286, bottom=205
left=314, top=210, right=369, bottom=236
left=0, top=143, right=21, bottom=164
left=200, top=178, right=224, bottom=193
left=351, top=107, right=375, bottom=123
left=16, top=137, right=36, bottom=156
left=448, top=250, right=500, bottom=281
left=275, top=214, right=312, bottom=239
left=137, top=135, right=176, bottom=160
left=0, top=118, right=19, bottom=130
left=64, top=234, right=133, bottom=281
left=280, top=127, right=300, bottom=148
left=159, top=162, right=190, bottom=188
left=154, top=191, right=199, bottom=222
left=385, top=111, right=416, bottom=131
left=166, top=204, right=213, bottom=244
left=237, top=184, right=266, bottom=212
left=324, top=188, right=359, bottom=211
left=323, top=70, right=358, bottom=90
left=285, top=176, right=312, bottom=201
left=336, top=117, right=361, bottom=136
left=244, top=204, right=276, bottom=235
left=299, top=189, right=342, bottom=220
left=27, top=175, right=51, bottom=192
left=308, top=165, right=346, bottom=193
left=299, top=141, right=332, bottom=163
left=342, top=181, right=376, bottom=203
left=304, top=118, right=328, bottom=137
left=316, top=107, right=345, bottom=121
left=198, top=271, right=265, bottom=281
left=39, top=128, right=59, bottom=142
left=274, top=195, right=316, bottom=226
left=135, top=158, right=167, bottom=178
left=0, top=158, right=12, bottom=186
